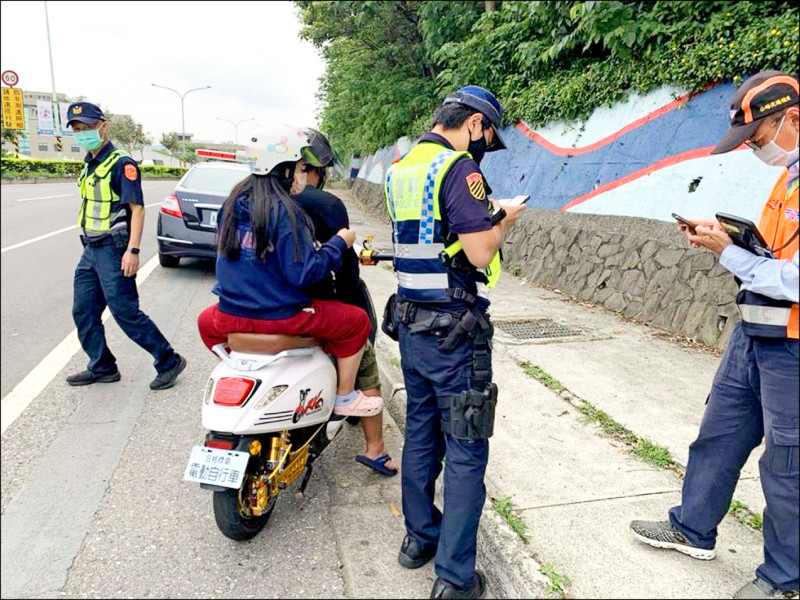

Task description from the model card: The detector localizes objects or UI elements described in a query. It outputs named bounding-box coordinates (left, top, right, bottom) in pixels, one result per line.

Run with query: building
left=2, top=90, right=131, bottom=161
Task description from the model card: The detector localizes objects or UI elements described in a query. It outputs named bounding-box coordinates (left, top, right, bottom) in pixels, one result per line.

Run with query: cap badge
left=72, top=105, right=83, bottom=114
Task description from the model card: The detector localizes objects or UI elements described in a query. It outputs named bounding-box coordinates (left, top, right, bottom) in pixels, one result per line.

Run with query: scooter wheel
left=213, top=488, right=275, bottom=541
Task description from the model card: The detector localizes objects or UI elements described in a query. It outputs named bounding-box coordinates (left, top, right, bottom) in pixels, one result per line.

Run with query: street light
left=151, top=83, right=211, bottom=164
left=216, top=117, right=255, bottom=146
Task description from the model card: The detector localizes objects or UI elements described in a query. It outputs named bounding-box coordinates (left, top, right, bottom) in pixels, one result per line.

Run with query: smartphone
left=671, top=213, right=697, bottom=234
left=498, top=195, right=531, bottom=207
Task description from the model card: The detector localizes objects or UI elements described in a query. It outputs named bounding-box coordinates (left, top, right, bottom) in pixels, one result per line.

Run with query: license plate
left=208, top=210, right=218, bottom=227
left=183, top=445, right=250, bottom=489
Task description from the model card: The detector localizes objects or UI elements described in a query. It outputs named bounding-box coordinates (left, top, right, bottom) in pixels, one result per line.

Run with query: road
left=0, top=180, right=175, bottom=398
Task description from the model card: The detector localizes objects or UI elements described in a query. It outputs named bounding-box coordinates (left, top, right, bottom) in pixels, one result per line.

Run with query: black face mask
left=468, top=128, right=488, bottom=165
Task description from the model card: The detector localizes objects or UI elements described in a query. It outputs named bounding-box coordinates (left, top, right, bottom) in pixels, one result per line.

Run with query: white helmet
left=245, top=124, right=322, bottom=176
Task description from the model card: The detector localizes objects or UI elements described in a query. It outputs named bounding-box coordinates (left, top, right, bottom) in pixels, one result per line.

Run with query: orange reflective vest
left=736, top=169, right=799, bottom=339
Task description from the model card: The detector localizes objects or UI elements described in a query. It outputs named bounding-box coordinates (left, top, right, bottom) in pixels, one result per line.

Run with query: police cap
left=443, top=85, right=506, bottom=151
left=66, top=102, right=106, bottom=127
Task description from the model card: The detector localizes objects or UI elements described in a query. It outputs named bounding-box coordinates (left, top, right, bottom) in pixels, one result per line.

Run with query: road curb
left=374, top=338, right=551, bottom=599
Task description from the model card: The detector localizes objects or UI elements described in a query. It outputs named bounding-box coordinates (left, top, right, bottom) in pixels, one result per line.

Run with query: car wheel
left=159, top=253, right=180, bottom=268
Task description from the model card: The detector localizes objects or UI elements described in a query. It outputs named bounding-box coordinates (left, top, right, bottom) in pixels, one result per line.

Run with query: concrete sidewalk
left=340, top=187, right=767, bottom=599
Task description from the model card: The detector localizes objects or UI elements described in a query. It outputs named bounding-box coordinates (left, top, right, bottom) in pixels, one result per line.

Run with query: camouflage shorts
left=355, top=339, right=380, bottom=391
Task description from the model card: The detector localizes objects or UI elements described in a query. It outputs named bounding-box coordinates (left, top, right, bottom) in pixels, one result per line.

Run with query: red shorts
left=197, top=300, right=370, bottom=359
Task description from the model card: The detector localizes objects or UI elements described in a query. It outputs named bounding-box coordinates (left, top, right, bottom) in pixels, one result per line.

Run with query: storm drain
left=494, top=318, right=581, bottom=341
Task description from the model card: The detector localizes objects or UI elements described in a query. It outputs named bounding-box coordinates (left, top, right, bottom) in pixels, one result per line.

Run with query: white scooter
left=183, top=331, right=345, bottom=540
left=183, top=248, right=391, bottom=541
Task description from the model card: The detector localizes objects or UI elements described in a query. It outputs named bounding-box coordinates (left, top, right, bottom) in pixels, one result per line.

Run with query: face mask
left=468, top=127, right=487, bottom=165
left=74, top=127, right=104, bottom=150
left=290, top=169, right=308, bottom=196
left=753, top=114, right=799, bottom=167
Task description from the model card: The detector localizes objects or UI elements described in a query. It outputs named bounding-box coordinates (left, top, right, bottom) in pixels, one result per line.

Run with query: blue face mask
left=74, top=127, right=104, bottom=150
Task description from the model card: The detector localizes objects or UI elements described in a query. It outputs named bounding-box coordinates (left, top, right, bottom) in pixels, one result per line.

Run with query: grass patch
left=520, top=362, right=565, bottom=392
left=539, top=562, right=572, bottom=598
left=492, top=496, right=528, bottom=542
left=729, top=500, right=763, bottom=531
left=518, top=361, right=683, bottom=474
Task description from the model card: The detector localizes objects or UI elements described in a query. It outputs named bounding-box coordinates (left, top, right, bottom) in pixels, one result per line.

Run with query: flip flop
left=355, top=453, right=398, bottom=477
left=333, top=391, right=383, bottom=417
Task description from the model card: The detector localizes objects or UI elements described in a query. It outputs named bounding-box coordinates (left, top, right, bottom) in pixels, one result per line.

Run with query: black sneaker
left=398, top=534, right=436, bottom=569
left=431, top=570, right=486, bottom=599
left=630, top=520, right=716, bottom=560
left=66, top=370, right=121, bottom=386
left=733, top=578, right=799, bottom=599
left=150, top=354, right=186, bottom=390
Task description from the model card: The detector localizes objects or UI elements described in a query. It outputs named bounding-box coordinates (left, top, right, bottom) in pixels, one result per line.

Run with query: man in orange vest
left=631, top=71, right=799, bottom=600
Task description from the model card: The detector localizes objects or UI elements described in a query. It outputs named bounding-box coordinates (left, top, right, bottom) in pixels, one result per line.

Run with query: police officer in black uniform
left=65, top=102, right=186, bottom=390
left=384, top=86, right=526, bottom=599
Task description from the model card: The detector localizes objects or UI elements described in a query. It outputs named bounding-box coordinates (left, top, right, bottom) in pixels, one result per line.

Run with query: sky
left=0, top=0, right=326, bottom=144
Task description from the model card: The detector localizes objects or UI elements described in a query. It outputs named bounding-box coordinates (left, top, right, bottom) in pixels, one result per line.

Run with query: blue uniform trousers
left=669, top=323, right=799, bottom=590
left=73, top=237, right=177, bottom=375
left=398, top=319, right=490, bottom=591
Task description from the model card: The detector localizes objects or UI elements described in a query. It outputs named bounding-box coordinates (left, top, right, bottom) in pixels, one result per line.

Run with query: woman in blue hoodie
left=198, top=125, right=382, bottom=418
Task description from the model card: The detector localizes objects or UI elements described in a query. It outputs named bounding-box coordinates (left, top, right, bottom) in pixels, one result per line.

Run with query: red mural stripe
left=516, top=84, right=716, bottom=156
left=561, top=146, right=718, bottom=211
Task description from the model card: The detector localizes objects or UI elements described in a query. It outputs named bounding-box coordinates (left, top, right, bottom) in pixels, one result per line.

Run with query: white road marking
left=0, top=202, right=162, bottom=254
left=0, top=254, right=161, bottom=434
left=17, top=193, right=75, bottom=202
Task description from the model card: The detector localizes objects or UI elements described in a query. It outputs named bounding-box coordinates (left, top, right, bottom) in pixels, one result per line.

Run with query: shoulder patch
left=124, top=163, right=138, bottom=181
left=465, top=172, right=486, bottom=200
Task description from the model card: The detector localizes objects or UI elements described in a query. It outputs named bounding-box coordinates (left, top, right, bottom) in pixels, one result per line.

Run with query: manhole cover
left=495, top=319, right=580, bottom=340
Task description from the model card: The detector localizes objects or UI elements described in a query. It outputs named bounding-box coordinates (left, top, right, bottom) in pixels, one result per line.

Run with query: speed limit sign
left=2, top=70, right=20, bottom=87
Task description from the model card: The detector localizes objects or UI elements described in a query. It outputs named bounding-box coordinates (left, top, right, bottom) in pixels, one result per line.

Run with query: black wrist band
left=128, top=247, right=140, bottom=255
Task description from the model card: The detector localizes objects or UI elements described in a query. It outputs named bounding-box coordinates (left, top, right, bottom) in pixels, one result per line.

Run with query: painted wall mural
left=357, top=83, right=783, bottom=223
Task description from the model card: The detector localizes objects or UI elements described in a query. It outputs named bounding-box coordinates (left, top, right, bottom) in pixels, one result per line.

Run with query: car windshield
left=181, top=166, right=249, bottom=194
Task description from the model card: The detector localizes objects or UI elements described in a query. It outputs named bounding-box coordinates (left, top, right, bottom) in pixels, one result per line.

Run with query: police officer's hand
left=500, top=203, right=527, bottom=229
left=677, top=218, right=717, bottom=247
left=121, top=251, right=140, bottom=277
left=336, top=228, right=356, bottom=248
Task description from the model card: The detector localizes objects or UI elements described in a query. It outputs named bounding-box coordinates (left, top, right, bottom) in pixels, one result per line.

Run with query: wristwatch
left=128, top=247, right=140, bottom=255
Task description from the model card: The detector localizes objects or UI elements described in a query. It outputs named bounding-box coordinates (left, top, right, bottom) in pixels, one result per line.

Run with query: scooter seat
left=227, top=333, right=319, bottom=355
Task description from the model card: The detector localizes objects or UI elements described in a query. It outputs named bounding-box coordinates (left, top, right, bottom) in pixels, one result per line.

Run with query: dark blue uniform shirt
left=80, top=142, right=143, bottom=236
left=417, top=132, right=493, bottom=307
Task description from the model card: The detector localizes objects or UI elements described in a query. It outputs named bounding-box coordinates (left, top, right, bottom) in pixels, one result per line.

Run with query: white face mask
left=752, top=114, right=799, bottom=167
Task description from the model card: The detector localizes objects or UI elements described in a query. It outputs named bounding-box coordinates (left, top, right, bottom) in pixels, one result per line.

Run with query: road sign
left=2, top=70, right=20, bottom=87
left=1, top=87, right=26, bottom=130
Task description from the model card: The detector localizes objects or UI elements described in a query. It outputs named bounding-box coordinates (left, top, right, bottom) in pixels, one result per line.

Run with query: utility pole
left=44, top=0, right=62, bottom=159
left=216, top=117, right=255, bottom=146
left=151, top=83, right=211, bottom=165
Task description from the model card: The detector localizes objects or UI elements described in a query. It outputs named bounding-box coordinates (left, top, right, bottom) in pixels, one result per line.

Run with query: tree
left=107, top=114, right=151, bottom=159
left=159, top=132, right=199, bottom=165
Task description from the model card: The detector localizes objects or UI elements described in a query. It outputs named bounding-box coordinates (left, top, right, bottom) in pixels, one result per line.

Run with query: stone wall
left=351, top=179, right=740, bottom=349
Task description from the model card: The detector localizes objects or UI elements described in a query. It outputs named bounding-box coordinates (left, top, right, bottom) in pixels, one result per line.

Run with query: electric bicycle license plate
left=183, top=446, right=250, bottom=489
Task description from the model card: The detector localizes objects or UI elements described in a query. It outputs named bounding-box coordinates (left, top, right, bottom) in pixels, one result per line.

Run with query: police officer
left=384, top=86, right=526, bottom=599
left=65, top=102, right=186, bottom=390
left=631, top=72, right=799, bottom=600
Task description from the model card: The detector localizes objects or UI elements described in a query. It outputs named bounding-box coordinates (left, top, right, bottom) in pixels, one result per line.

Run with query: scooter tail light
left=213, top=377, right=256, bottom=406
left=161, top=194, right=183, bottom=218
left=205, top=439, right=235, bottom=450
left=254, top=385, right=288, bottom=410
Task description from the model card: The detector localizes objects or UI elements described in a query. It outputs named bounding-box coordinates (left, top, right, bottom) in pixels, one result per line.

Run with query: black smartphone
left=671, top=213, right=697, bottom=234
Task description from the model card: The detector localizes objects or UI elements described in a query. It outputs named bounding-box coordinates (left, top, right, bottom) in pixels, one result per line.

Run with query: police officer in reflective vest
left=631, top=72, right=799, bottom=600
left=384, top=86, right=526, bottom=599
left=65, top=102, right=186, bottom=390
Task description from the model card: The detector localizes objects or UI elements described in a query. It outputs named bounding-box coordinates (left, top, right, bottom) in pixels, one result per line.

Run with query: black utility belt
left=80, top=227, right=129, bottom=248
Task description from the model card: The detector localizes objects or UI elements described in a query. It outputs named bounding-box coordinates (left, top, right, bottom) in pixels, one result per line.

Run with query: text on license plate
left=183, top=445, right=249, bottom=489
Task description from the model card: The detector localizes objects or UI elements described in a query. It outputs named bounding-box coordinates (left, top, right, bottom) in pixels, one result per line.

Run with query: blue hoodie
left=213, top=192, right=347, bottom=319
